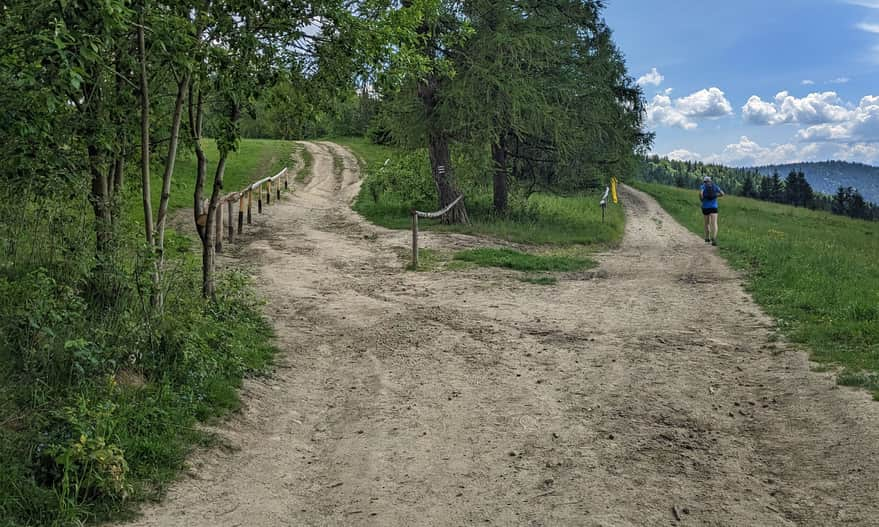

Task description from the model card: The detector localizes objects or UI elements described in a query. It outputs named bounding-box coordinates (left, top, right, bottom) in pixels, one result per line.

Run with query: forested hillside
left=637, top=155, right=879, bottom=221
left=753, top=161, right=879, bottom=205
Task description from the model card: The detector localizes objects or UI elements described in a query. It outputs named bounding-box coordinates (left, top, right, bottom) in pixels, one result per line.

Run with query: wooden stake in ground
left=247, top=189, right=253, bottom=223
left=215, top=202, right=223, bottom=253
left=227, top=200, right=234, bottom=242
left=238, top=194, right=245, bottom=234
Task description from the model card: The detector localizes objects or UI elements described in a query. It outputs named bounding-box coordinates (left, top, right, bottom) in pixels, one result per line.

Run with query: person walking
left=700, top=176, right=724, bottom=246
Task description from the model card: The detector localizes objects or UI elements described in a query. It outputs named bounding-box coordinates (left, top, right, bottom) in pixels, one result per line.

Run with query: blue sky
left=604, top=0, right=879, bottom=166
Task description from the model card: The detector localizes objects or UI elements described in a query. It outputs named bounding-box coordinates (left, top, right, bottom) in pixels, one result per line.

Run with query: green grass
left=453, top=248, right=595, bottom=272
left=336, top=137, right=625, bottom=247
left=292, top=142, right=313, bottom=183
left=129, top=138, right=294, bottom=220
left=635, top=181, right=879, bottom=397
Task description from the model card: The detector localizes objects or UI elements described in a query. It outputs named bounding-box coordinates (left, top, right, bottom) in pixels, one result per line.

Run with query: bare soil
left=123, top=141, right=879, bottom=526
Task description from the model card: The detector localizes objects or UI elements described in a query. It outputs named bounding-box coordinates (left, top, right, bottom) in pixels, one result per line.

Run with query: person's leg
left=709, top=213, right=719, bottom=243
left=703, top=212, right=711, bottom=241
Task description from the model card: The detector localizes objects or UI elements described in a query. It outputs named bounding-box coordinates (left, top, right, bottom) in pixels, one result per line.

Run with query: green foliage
left=347, top=138, right=626, bottom=245
left=453, top=248, right=595, bottom=272
left=636, top=182, right=879, bottom=398
left=0, top=140, right=285, bottom=526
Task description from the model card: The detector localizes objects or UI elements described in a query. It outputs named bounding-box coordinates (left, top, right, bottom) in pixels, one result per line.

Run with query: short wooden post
left=257, top=185, right=263, bottom=213
left=266, top=179, right=271, bottom=205
left=276, top=179, right=281, bottom=200
left=227, top=199, right=234, bottom=242
left=247, top=189, right=253, bottom=223
left=284, top=168, right=289, bottom=190
left=214, top=202, right=223, bottom=253
left=411, top=211, right=419, bottom=269
left=238, top=194, right=245, bottom=234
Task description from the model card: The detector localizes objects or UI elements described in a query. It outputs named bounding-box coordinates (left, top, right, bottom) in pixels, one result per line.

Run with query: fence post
left=284, top=168, right=289, bottom=190
left=248, top=189, right=253, bottom=223
left=238, top=194, right=245, bottom=234
left=214, top=201, right=223, bottom=253
left=276, top=178, right=281, bottom=200
left=257, top=185, right=263, bottom=213
left=266, top=179, right=271, bottom=205
left=411, top=210, right=419, bottom=269
left=227, top=200, right=234, bottom=242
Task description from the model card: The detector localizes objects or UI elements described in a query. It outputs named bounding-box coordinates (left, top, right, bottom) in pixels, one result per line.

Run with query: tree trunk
left=492, top=139, right=508, bottom=213
left=154, top=73, right=190, bottom=308
left=138, top=18, right=154, bottom=249
left=427, top=131, right=469, bottom=224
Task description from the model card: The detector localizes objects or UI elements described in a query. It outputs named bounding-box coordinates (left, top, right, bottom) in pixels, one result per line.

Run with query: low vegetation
left=453, top=248, right=595, bottom=272
left=636, top=182, right=879, bottom=397
left=0, top=140, right=289, bottom=526
left=343, top=139, right=625, bottom=247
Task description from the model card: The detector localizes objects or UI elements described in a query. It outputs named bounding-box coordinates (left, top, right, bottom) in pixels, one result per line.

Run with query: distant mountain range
left=751, top=161, right=879, bottom=204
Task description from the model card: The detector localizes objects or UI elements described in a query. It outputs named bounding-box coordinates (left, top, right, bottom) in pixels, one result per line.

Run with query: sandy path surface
left=123, top=141, right=879, bottom=526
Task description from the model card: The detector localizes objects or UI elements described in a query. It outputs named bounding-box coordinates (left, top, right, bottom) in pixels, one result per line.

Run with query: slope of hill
left=752, top=161, right=879, bottom=204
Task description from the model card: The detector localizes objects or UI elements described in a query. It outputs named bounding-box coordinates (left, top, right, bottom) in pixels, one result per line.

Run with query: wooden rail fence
left=410, top=194, right=464, bottom=269
left=204, top=167, right=290, bottom=252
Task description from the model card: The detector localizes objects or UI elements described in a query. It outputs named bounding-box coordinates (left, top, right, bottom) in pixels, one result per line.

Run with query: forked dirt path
left=124, top=141, right=879, bottom=526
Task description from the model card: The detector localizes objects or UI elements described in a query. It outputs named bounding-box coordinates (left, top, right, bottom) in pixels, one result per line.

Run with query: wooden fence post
left=276, top=178, right=281, bottom=200
left=266, top=179, right=271, bottom=205
left=284, top=168, right=289, bottom=190
left=238, top=194, right=245, bottom=234
left=257, top=185, right=262, bottom=213
left=411, top=211, right=418, bottom=269
left=215, top=201, right=223, bottom=253
left=227, top=199, right=234, bottom=242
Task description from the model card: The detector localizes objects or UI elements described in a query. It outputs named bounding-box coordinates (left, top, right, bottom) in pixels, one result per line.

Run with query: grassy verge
left=1, top=139, right=292, bottom=526
left=453, top=248, right=595, bottom=272
left=634, top=181, right=879, bottom=397
left=292, top=142, right=313, bottom=183
left=336, top=137, right=625, bottom=247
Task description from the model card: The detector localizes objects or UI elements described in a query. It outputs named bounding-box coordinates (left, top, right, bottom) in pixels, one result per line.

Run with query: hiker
left=700, top=176, right=724, bottom=246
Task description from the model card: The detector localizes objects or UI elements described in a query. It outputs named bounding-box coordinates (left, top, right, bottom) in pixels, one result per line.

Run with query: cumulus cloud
left=699, top=137, right=824, bottom=166
left=637, top=68, right=664, bottom=87
left=666, top=149, right=702, bottom=161
left=801, top=79, right=815, bottom=85
left=742, top=91, right=850, bottom=125
left=796, top=94, right=879, bottom=142
left=646, top=87, right=733, bottom=129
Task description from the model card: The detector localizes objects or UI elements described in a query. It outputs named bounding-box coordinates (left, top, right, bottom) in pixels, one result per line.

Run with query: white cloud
left=796, top=94, right=879, bottom=142
left=742, top=91, right=850, bottom=125
left=647, top=94, right=697, bottom=130
left=646, top=87, right=733, bottom=130
left=845, top=0, right=879, bottom=8
left=801, top=79, right=815, bottom=85
left=829, top=77, right=851, bottom=84
left=676, top=88, right=734, bottom=118
left=705, top=136, right=803, bottom=166
left=834, top=143, right=879, bottom=163
left=666, top=149, right=702, bottom=161
left=857, top=22, right=879, bottom=32
left=637, top=68, right=664, bottom=87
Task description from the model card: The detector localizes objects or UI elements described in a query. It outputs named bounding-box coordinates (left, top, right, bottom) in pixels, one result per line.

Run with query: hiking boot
left=711, top=239, right=718, bottom=246
left=704, top=238, right=711, bottom=243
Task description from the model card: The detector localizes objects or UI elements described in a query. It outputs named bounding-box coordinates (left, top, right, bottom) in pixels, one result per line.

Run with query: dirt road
left=124, top=141, right=879, bottom=526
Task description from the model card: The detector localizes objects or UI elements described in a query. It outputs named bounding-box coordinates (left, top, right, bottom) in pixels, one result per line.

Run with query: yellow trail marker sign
left=611, top=177, right=619, bottom=204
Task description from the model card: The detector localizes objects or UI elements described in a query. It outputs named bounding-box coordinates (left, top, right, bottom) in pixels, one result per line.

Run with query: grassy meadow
left=635, top=182, right=879, bottom=397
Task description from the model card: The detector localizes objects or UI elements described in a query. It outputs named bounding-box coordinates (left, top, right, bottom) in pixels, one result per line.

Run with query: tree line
left=638, top=156, right=879, bottom=221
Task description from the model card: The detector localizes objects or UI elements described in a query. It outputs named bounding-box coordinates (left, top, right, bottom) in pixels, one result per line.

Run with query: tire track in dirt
left=121, top=142, right=879, bottom=527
